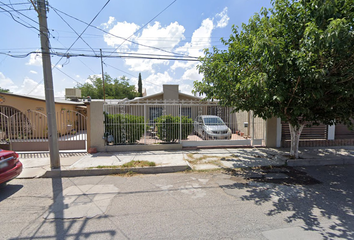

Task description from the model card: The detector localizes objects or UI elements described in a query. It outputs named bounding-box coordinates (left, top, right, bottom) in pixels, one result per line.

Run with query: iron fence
left=103, top=101, right=265, bottom=146
left=0, top=105, right=87, bottom=150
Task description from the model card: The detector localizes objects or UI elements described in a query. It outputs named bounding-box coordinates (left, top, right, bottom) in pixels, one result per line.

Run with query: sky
left=0, top=0, right=272, bottom=98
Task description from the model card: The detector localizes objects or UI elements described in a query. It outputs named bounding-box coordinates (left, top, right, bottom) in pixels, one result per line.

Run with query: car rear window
left=203, top=117, right=224, bottom=125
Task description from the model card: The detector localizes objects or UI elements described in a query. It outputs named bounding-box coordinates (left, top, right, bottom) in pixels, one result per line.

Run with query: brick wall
left=282, top=139, right=354, bottom=148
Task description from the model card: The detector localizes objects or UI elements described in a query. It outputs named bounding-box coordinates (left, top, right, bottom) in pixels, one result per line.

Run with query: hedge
left=104, top=113, right=145, bottom=144
left=155, top=115, right=193, bottom=143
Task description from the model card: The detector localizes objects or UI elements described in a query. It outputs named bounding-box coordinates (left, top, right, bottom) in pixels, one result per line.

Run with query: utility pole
left=100, top=49, right=105, bottom=102
left=37, top=0, right=60, bottom=168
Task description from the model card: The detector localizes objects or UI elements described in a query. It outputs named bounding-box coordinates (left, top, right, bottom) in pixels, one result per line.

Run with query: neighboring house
left=0, top=92, right=87, bottom=150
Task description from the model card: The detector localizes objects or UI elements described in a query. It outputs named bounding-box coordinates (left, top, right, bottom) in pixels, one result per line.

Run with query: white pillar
left=276, top=118, right=282, bottom=147
left=328, top=124, right=335, bottom=140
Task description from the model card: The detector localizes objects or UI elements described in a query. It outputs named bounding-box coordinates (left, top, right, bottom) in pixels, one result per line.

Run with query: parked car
left=194, top=115, right=232, bottom=140
left=0, top=149, right=23, bottom=187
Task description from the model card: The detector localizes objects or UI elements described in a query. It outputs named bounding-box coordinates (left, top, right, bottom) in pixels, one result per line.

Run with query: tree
left=78, top=74, right=138, bottom=100
left=194, top=0, right=354, bottom=158
left=0, top=88, right=10, bottom=93
left=138, top=73, right=143, bottom=97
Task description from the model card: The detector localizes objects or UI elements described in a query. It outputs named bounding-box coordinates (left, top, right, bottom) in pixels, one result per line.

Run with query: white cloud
left=104, top=20, right=140, bottom=51
left=103, top=19, right=186, bottom=73
left=170, top=18, right=213, bottom=85
left=102, top=16, right=115, bottom=29
left=26, top=52, right=42, bottom=66
left=144, top=72, right=173, bottom=95
left=14, top=77, right=44, bottom=96
left=0, top=72, right=18, bottom=91
left=30, top=70, right=38, bottom=74
left=182, top=63, right=202, bottom=81
left=215, top=7, right=229, bottom=28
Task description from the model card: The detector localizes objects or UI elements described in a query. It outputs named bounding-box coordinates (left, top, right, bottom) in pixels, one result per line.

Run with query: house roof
left=0, top=92, right=85, bottom=105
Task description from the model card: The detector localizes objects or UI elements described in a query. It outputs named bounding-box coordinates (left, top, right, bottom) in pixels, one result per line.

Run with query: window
left=149, top=107, right=162, bottom=123
left=180, top=107, right=191, bottom=118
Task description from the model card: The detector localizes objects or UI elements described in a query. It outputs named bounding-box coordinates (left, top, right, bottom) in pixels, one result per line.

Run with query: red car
left=0, top=149, right=23, bottom=187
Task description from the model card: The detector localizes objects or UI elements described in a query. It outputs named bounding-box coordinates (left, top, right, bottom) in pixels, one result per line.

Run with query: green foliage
left=138, top=73, right=143, bottom=97
left=78, top=74, right=139, bottom=99
left=155, top=115, right=193, bottom=143
left=194, top=0, right=354, bottom=129
left=104, top=113, right=145, bottom=144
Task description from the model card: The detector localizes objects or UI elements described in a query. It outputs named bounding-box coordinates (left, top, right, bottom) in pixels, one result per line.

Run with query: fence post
left=251, top=110, right=254, bottom=146
left=179, top=104, right=182, bottom=143
left=144, top=104, right=146, bottom=144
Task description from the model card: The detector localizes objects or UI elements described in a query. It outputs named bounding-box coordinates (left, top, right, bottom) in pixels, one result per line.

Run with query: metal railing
left=103, top=101, right=265, bottom=146
left=0, top=106, right=87, bottom=150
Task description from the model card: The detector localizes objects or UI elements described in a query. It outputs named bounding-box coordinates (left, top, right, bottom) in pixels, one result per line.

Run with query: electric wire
left=27, top=0, right=112, bottom=95
left=48, top=5, right=198, bottom=59
left=0, top=1, right=38, bottom=25
left=0, top=5, right=38, bottom=30
left=104, top=62, right=160, bottom=86
left=109, top=0, right=177, bottom=56
left=51, top=6, right=97, bottom=56
left=0, top=50, right=199, bottom=61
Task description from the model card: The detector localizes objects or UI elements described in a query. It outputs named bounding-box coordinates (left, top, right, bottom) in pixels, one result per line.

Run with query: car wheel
left=0, top=182, right=7, bottom=188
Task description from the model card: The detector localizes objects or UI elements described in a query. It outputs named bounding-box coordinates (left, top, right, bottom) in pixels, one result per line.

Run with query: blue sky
left=0, top=0, right=272, bottom=98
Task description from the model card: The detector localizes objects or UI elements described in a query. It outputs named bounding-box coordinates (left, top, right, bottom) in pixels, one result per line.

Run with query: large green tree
left=194, top=0, right=354, bottom=158
left=78, top=74, right=138, bottom=100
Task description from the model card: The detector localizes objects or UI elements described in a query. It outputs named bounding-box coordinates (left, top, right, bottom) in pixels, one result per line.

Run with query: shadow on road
left=221, top=165, right=354, bottom=239
left=11, top=174, right=118, bottom=240
left=0, top=184, right=23, bottom=202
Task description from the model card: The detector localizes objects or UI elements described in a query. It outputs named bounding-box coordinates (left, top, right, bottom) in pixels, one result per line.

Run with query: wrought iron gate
left=0, top=106, right=87, bottom=151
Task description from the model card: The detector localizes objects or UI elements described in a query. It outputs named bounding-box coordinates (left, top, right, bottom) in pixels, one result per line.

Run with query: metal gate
left=0, top=106, right=87, bottom=151
left=103, top=101, right=265, bottom=147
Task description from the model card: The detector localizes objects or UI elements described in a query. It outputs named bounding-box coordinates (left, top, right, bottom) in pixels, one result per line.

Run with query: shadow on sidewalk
left=220, top=165, right=354, bottom=239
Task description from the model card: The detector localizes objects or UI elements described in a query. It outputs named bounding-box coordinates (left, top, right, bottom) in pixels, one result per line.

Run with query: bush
left=104, top=113, right=145, bottom=144
left=155, top=115, right=193, bottom=143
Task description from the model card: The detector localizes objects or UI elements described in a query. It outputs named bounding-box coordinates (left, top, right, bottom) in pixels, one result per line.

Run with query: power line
left=0, top=50, right=200, bottom=61
left=48, top=4, right=198, bottom=59
left=0, top=5, right=38, bottom=30
left=27, top=0, right=112, bottom=95
left=109, top=0, right=177, bottom=56
left=104, top=62, right=160, bottom=86
left=0, top=1, right=38, bottom=25
left=51, top=6, right=97, bottom=56
left=49, top=0, right=111, bottom=70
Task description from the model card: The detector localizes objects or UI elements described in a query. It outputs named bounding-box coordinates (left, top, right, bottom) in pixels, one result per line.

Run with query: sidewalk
left=17, top=146, right=354, bottom=179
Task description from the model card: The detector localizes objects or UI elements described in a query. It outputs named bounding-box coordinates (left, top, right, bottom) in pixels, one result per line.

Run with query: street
left=1, top=166, right=354, bottom=239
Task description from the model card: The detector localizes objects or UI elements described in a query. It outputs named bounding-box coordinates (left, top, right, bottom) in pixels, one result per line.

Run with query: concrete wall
left=163, top=85, right=179, bottom=100
left=265, top=117, right=280, bottom=147
left=87, top=101, right=105, bottom=151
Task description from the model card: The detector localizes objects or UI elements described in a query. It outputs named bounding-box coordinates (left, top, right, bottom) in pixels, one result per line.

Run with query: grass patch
left=92, top=165, right=120, bottom=169
left=88, top=160, right=156, bottom=169
left=185, top=153, right=221, bottom=164
left=121, top=160, right=156, bottom=168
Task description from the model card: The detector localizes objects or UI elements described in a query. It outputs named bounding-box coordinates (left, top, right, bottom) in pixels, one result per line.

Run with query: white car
left=194, top=115, right=232, bottom=140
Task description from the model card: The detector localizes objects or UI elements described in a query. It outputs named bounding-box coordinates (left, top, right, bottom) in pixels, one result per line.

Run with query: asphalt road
left=1, top=166, right=354, bottom=240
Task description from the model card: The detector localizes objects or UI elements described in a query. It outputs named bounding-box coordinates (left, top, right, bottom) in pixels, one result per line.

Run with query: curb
left=41, top=165, right=191, bottom=178
left=287, top=157, right=354, bottom=167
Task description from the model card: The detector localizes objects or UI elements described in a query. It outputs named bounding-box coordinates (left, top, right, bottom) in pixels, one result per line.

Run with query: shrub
left=104, top=113, right=144, bottom=144
left=155, top=115, right=193, bottom=143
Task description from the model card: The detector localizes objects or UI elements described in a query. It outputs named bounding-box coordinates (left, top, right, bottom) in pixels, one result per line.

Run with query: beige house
left=0, top=92, right=87, bottom=150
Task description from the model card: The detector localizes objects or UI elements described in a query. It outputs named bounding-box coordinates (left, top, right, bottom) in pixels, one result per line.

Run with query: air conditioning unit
left=65, top=88, right=81, bottom=99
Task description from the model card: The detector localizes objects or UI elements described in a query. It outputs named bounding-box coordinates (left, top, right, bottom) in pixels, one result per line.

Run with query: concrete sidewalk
left=17, top=146, right=354, bottom=179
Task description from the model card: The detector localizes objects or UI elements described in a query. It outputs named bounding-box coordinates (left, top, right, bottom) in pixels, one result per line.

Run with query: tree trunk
left=289, top=123, right=305, bottom=159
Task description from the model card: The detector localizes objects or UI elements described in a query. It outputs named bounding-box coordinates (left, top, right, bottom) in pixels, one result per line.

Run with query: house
left=0, top=92, right=87, bottom=150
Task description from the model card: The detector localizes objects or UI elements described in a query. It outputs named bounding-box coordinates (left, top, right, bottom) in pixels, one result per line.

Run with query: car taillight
left=13, top=153, right=19, bottom=163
